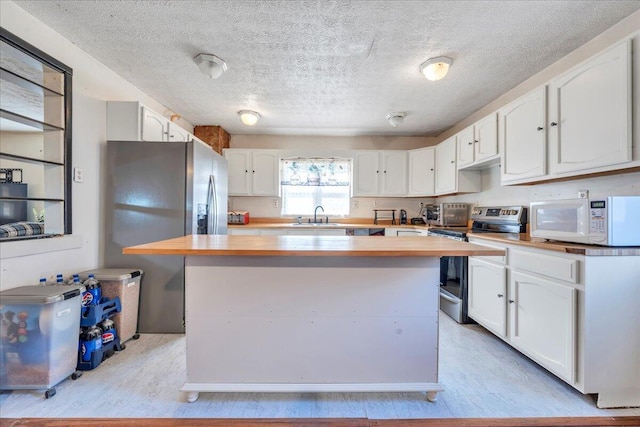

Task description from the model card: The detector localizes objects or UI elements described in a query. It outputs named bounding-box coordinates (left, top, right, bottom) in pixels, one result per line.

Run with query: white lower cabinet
left=509, top=271, right=576, bottom=383
left=468, top=258, right=507, bottom=338
left=468, top=236, right=640, bottom=408
left=253, top=228, right=347, bottom=236
left=469, top=241, right=577, bottom=384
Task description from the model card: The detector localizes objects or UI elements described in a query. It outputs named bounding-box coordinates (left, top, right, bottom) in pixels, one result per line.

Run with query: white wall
left=0, top=1, right=190, bottom=290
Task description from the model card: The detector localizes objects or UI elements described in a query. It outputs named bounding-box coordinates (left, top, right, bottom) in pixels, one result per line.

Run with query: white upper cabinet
left=107, top=101, right=194, bottom=144
left=500, top=86, right=547, bottom=184
left=408, top=147, right=435, bottom=196
left=224, top=149, right=280, bottom=196
left=548, top=40, right=632, bottom=175
left=141, top=106, right=169, bottom=141
left=352, top=151, right=407, bottom=196
left=457, top=113, right=499, bottom=169
left=167, top=121, right=190, bottom=142
left=434, top=136, right=457, bottom=194
left=381, top=151, right=408, bottom=196
left=252, top=150, right=280, bottom=196
left=352, top=151, right=380, bottom=196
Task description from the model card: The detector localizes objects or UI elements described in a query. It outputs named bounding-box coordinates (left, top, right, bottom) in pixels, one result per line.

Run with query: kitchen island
left=123, top=234, right=504, bottom=403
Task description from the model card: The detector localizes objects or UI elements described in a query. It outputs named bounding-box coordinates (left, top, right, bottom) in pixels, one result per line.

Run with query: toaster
left=227, top=211, right=250, bottom=225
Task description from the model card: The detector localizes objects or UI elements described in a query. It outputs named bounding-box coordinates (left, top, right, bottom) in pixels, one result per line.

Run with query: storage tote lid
left=77, top=268, right=143, bottom=281
left=0, top=284, right=85, bottom=304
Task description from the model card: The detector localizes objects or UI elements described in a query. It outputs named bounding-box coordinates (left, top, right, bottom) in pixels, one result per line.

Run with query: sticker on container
left=56, top=308, right=71, bottom=317
left=127, top=281, right=136, bottom=287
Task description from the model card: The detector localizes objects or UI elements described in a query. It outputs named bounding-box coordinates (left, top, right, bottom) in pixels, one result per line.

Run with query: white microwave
left=530, top=196, right=640, bottom=246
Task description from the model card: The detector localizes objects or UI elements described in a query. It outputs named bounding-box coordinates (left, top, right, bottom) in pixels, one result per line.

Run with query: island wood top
left=122, top=235, right=506, bottom=257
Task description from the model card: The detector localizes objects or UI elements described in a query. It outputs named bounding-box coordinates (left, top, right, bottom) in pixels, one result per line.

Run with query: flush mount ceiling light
left=386, top=112, right=406, bottom=127
left=194, top=53, right=227, bottom=79
left=238, top=110, right=260, bottom=126
left=419, top=56, right=453, bottom=81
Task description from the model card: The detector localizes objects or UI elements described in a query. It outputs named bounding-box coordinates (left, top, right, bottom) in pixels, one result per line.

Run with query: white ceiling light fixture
left=386, top=112, right=406, bottom=128
left=194, top=53, right=227, bottom=79
left=238, top=110, right=260, bottom=126
left=419, top=56, right=453, bottom=81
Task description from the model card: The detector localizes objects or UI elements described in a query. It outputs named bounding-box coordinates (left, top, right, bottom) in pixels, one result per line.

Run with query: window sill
left=0, top=234, right=83, bottom=259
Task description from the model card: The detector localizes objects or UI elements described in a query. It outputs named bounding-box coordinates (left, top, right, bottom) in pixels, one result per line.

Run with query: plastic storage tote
left=78, top=269, right=142, bottom=342
left=0, top=284, right=85, bottom=398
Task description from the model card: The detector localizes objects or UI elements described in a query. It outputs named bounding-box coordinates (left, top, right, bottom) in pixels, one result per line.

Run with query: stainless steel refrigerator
left=104, top=140, right=227, bottom=333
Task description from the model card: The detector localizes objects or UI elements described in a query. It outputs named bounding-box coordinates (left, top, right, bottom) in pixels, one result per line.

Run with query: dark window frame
left=0, top=27, right=73, bottom=238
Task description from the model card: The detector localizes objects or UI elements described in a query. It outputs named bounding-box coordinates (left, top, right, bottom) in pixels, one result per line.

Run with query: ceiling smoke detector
left=386, top=112, right=406, bottom=127
left=194, top=53, right=227, bottom=79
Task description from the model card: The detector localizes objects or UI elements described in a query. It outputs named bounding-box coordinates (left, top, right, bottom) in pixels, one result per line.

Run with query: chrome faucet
left=314, top=205, right=325, bottom=223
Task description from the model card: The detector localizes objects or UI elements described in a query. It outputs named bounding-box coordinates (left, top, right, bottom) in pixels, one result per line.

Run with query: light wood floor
left=2, top=417, right=640, bottom=426
left=1, top=312, right=639, bottom=421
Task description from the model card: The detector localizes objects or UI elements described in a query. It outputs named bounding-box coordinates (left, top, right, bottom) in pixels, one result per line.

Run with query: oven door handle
left=440, top=291, right=460, bottom=304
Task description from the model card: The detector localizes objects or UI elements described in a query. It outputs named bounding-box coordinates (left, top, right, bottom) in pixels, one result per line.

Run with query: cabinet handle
left=376, top=170, right=379, bottom=174
left=252, top=170, right=255, bottom=173
left=550, top=122, right=558, bottom=127
left=508, top=299, right=515, bottom=304
left=537, top=126, right=543, bottom=131
left=497, top=294, right=504, bottom=298
left=450, top=160, right=455, bottom=164
left=245, top=170, right=248, bottom=173
left=429, top=168, right=434, bottom=171
left=474, top=140, right=479, bottom=143
left=468, top=141, right=473, bottom=146
left=384, top=170, right=387, bottom=173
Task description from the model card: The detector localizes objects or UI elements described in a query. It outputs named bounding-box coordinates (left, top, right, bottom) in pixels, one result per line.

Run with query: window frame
left=279, top=157, right=352, bottom=218
left=0, top=27, right=73, bottom=241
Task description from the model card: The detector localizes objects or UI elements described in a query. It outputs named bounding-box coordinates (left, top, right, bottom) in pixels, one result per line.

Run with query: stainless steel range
left=427, top=205, right=527, bottom=323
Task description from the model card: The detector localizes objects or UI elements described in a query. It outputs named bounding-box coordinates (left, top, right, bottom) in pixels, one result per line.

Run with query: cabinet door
left=468, top=258, right=507, bottom=337
left=435, top=136, right=457, bottom=194
left=225, top=150, right=251, bottom=195
left=252, top=150, right=279, bottom=196
left=141, top=106, right=168, bottom=141
left=474, top=113, right=498, bottom=161
left=381, top=151, right=407, bottom=196
left=500, top=87, right=547, bottom=184
left=167, top=122, right=190, bottom=142
left=549, top=40, right=631, bottom=175
left=509, top=271, right=576, bottom=383
left=408, top=147, right=435, bottom=196
left=316, top=229, right=346, bottom=236
left=352, top=151, right=380, bottom=196
left=457, top=126, right=475, bottom=167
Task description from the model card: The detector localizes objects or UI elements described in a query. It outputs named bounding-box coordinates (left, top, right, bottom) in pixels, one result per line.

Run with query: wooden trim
left=3, top=417, right=639, bottom=427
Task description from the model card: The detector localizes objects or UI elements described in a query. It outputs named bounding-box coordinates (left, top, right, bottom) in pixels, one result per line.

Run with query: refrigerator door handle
left=208, top=174, right=217, bottom=234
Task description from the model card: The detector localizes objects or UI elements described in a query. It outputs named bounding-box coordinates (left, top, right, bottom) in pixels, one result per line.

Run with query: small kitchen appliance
left=530, top=196, right=640, bottom=246
left=420, top=203, right=468, bottom=227
left=399, top=209, right=407, bottom=224
left=427, top=205, right=528, bottom=324
left=228, top=211, right=250, bottom=225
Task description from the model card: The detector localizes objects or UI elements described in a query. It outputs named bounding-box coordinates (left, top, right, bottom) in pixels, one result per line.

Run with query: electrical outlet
left=578, top=190, right=589, bottom=199
left=373, top=200, right=379, bottom=208
left=419, top=201, right=424, bottom=210
left=73, top=167, right=83, bottom=183
left=353, top=200, right=359, bottom=209
left=272, top=199, right=279, bottom=208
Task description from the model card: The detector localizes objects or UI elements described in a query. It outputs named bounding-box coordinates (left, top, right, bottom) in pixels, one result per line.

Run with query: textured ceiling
left=13, top=0, right=640, bottom=136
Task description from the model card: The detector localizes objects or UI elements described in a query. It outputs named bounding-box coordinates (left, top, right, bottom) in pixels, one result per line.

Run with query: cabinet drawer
left=511, top=249, right=579, bottom=283
left=468, top=240, right=507, bottom=264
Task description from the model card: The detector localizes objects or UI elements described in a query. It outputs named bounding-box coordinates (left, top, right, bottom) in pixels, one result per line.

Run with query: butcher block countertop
left=122, top=235, right=505, bottom=257
left=468, top=232, right=640, bottom=256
